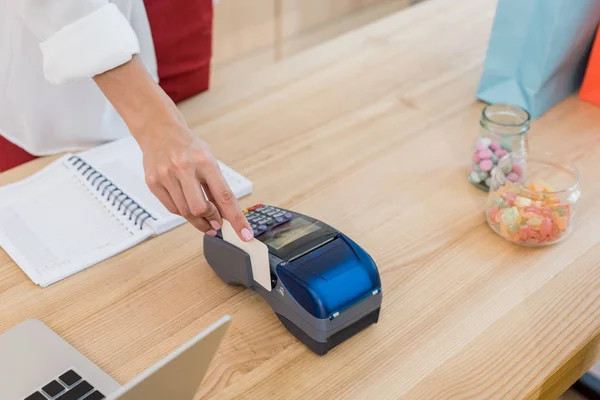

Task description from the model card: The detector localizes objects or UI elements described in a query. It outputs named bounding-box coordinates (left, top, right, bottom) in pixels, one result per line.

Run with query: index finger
left=204, top=166, right=253, bottom=242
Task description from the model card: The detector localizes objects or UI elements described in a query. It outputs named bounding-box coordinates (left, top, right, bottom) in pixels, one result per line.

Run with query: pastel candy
left=514, top=196, right=532, bottom=207
left=477, top=137, right=492, bottom=147
left=506, top=172, right=520, bottom=182
left=473, top=153, right=481, bottom=163
left=479, top=159, right=494, bottom=172
left=490, top=142, right=500, bottom=151
left=501, top=138, right=512, bottom=151
left=501, top=207, right=519, bottom=226
left=494, top=149, right=508, bottom=158
left=488, top=204, right=499, bottom=222
left=491, top=154, right=498, bottom=163
left=492, top=196, right=505, bottom=205
left=540, top=217, right=552, bottom=237
left=470, top=171, right=481, bottom=183
left=478, top=149, right=493, bottom=159
left=501, top=164, right=512, bottom=174
left=503, top=191, right=517, bottom=203
left=478, top=171, right=489, bottom=181
left=527, top=217, right=543, bottom=227
left=518, top=226, right=530, bottom=241
left=473, top=164, right=481, bottom=173
left=557, top=217, right=567, bottom=230
left=487, top=179, right=573, bottom=246
left=511, top=163, right=523, bottom=176
left=485, top=177, right=492, bottom=187
left=507, top=223, right=520, bottom=232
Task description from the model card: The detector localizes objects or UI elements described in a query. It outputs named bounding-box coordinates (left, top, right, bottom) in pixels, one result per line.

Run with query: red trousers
left=0, top=0, right=213, bottom=172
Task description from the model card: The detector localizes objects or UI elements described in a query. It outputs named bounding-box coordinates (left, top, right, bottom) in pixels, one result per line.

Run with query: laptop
left=0, top=316, right=231, bottom=400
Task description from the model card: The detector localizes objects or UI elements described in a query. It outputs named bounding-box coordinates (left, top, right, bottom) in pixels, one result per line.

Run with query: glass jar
left=469, top=104, right=530, bottom=191
left=486, top=152, right=581, bottom=247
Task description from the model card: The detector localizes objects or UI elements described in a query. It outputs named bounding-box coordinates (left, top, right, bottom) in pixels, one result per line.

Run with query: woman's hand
left=93, top=56, right=253, bottom=241
left=140, top=121, right=252, bottom=239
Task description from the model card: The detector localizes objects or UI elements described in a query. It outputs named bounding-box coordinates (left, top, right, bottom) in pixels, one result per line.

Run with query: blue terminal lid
left=276, top=234, right=381, bottom=319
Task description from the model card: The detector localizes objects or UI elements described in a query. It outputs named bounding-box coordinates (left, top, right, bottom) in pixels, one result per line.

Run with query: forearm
left=93, top=56, right=252, bottom=240
left=93, top=56, right=185, bottom=147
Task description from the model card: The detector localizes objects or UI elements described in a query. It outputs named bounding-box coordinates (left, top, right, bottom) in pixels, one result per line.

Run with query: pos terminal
left=204, top=204, right=382, bottom=355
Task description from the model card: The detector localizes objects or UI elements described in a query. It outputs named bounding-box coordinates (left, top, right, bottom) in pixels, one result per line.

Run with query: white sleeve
left=16, top=1, right=140, bottom=84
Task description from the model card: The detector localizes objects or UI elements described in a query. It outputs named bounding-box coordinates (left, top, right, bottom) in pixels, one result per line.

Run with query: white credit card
left=221, top=220, right=271, bottom=291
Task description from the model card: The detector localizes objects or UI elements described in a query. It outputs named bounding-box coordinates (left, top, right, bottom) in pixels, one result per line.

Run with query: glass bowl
left=486, top=152, right=581, bottom=247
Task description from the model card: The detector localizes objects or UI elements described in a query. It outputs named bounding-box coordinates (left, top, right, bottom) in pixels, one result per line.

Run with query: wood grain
left=3, top=0, right=600, bottom=398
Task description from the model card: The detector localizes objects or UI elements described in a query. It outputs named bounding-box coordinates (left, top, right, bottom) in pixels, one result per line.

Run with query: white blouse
left=0, top=0, right=158, bottom=156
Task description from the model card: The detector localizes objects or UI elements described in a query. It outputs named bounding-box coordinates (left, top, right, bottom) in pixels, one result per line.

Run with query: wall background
left=211, top=0, right=425, bottom=86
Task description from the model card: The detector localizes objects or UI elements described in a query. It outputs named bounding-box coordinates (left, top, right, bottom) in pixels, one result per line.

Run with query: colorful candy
left=486, top=180, right=573, bottom=246
left=479, top=159, right=494, bottom=172
left=506, top=172, right=520, bottom=182
left=478, top=149, right=493, bottom=159
left=469, top=137, right=516, bottom=191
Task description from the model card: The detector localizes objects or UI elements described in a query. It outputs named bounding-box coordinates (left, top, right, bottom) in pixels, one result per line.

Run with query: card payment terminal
left=204, top=204, right=382, bottom=355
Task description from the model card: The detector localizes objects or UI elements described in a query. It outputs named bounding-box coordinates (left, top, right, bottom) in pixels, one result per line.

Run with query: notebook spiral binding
left=68, top=156, right=156, bottom=230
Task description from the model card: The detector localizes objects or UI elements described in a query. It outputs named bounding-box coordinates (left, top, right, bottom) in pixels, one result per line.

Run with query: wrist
left=133, top=114, right=189, bottom=151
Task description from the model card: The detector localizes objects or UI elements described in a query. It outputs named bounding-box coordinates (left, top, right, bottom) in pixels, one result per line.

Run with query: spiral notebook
left=0, top=137, right=253, bottom=287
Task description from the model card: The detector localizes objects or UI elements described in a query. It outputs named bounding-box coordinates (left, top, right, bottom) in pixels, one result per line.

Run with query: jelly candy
left=514, top=196, right=532, bottom=208
left=501, top=207, right=519, bottom=226
left=486, top=180, right=573, bottom=246
left=539, top=218, right=552, bottom=237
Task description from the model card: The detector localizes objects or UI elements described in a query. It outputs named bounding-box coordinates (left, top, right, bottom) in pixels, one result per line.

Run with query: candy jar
left=469, top=104, right=530, bottom=191
left=486, top=152, right=581, bottom=247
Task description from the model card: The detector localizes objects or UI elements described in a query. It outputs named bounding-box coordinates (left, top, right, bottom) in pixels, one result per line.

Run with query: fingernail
left=206, top=229, right=217, bottom=237
left=241, top=228, right=253, bottom=241
left=210, top=220, right=221, bottom=230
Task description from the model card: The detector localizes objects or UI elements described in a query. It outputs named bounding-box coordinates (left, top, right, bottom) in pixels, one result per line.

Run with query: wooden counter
left=2, top=0, right=600, bottom=398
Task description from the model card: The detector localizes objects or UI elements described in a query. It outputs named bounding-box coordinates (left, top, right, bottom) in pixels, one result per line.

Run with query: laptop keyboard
left=24, top=369, right=105, bottom=400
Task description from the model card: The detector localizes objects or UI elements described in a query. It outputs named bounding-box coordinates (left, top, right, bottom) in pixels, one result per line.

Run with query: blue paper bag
left=477, top=0, right=600, bottom=119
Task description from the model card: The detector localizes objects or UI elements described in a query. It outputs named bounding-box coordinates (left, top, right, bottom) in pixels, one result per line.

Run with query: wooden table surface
left=2, top=0, right=600, bottom=398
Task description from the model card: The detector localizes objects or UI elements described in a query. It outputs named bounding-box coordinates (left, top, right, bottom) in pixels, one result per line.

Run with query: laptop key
left=56, top=380, right=93, bottom=400
left=58, top=370, right=81, bottom=387
left=42, top=380, right=65, bottom=397
left=84, top=391, right=106, bottom=400
left=24, top=392, right=46, bottom=400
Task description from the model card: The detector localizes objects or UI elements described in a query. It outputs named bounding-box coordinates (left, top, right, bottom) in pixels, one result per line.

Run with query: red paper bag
left=144, top=0, right=213, bottom=103
left=580, top=29, right=600, bottom=106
